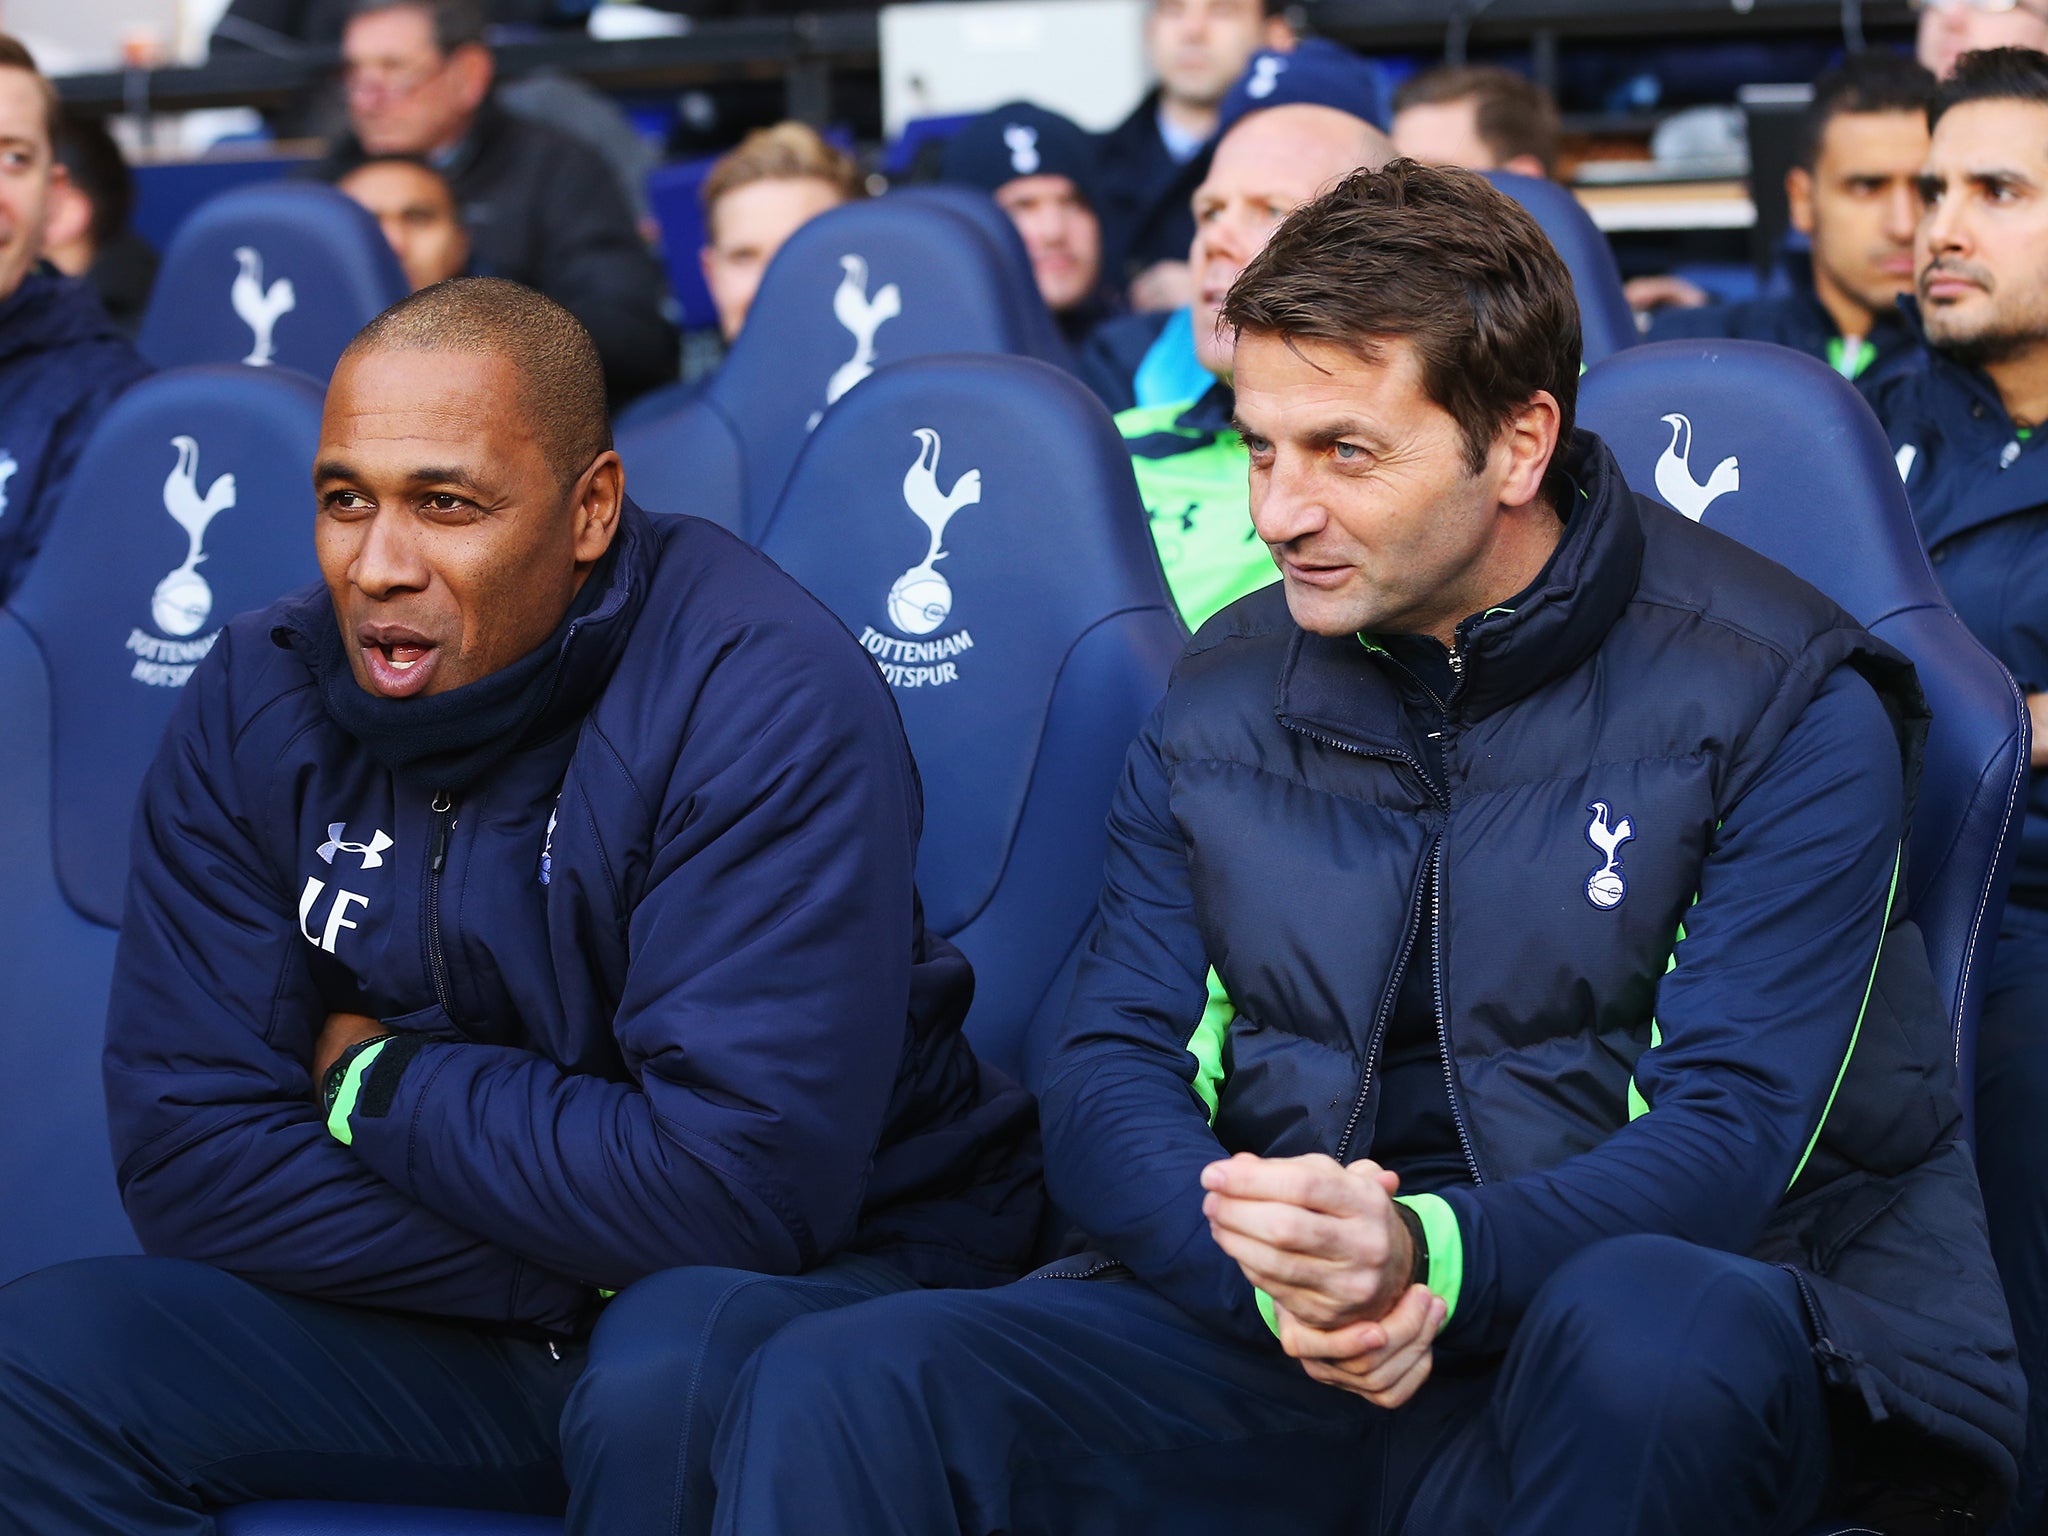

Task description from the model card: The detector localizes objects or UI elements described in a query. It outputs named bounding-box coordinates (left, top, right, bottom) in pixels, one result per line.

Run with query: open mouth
left=358, top=631, right=441, bottom=697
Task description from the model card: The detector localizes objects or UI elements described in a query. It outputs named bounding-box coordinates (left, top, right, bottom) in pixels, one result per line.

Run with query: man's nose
left=1252, top=454, right=1326, bottom=546
left=1924, top=189, right=1968, bottom=255
left=350, top=510, right=430, bottom=597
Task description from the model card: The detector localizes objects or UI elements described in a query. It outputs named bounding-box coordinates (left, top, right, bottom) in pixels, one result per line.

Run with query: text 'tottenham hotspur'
left=859, top=626, right=974, bottom=689
left=127, top=628, right=218, bottom=688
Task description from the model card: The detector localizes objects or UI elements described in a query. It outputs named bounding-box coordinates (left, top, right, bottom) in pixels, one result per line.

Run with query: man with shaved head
left=0, top=277, right=1042, bottom=1534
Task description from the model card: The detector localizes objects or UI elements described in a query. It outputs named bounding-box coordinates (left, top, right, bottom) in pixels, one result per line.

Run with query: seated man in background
left=1095, top=0, right=1292, bottom=313
left=1086, top=45, right=1392, bottom=627
left=1864, top=46, right=2048, bottom=1535
left=44, top=112, right=156, bottom=332
left=1389, top=63, right=1559, bottom=180
left=703, top=162, right=2021, bottom=1536
left=1649, top=52, right=1933, bottom=385
left=0, top=280, right=1042, bottom=1535
left=941, top=103, right=1115, bottom=345
left=0, top=37, right=149, bottom=604
left=318, top=0, right=677, bottom=403
left=700, top=122, right=862, bottom=343
left=1919, top=0, right=2048, bottom=77
left=336, top=153, right=470, bottom=290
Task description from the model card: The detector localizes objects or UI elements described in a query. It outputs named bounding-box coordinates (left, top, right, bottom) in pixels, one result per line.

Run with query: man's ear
left=1495, top=390, right=1562, bottom=512
left=1786, top=165, right=1817, bottom=237
left=570, top=450, right=625, bottom=566
left=450, top=43, right=494, bottom=116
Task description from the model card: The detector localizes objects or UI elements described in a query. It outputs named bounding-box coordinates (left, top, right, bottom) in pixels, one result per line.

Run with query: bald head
left=343, top=276, right=610, bottom=486
left=1190, top=103, right=1393, bottom=377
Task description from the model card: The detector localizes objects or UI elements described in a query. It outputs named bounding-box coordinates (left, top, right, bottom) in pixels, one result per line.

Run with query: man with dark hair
left=1389, top=63, right=1559, bottom=179
left=1865, top=44, right=2048, bottom=1535
left=43, top=113, right=157, bottom=331
left=335, top=153, right=470, bottom=290
left=942, top=102, right=1114, bottom=344
left=1093, top=0, right=1294, bottom=312
left=697, top=163, right=2019, bottom=1536
left=315, top=0, right=677, bottom=404
left=0, top=34, right=149, bottom=603
left=1649, top=53, right=1935, bottom=384
left=0, top=277, right=1042, bottom=1534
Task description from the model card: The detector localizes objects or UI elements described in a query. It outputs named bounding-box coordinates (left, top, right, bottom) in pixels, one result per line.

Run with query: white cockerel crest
left=885, top=428, right=983, bottom=637
left=152, top=435, right=237, bottom=638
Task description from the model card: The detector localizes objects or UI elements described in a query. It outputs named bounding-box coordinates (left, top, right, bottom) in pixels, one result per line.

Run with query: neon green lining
left=1395, top=1192, right=1464, bottom=1319
left=1186, top=968, right=1234, bottom=1122
left=1256, top=1287, right=1280, bottom=1337
left=1826, top=336, right=1875, bottom=381
left=1628, top=919, right=1685, bottom=1121
left=325, top=1037, right=389, bottom=1146
left=1788, top=844, right=1902, bottom=1187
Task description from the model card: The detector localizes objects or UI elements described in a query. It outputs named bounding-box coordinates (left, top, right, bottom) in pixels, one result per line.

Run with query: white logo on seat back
left=1246, top=55, right=1285, bottom=98
left=1003, top=124, right=1041, bottom=175
left=809, top=254, right=902, bottom=429
left=0, top=451, right=16, bottom=520
left=127, top=436, right=237, bottom=688
left=231, top=246, right=296, bottom=367
left=860, top=429, right=984, bottom=690
left=1584, top=801, right=1635, bottom=910
left=318, top=823, right=394, bottom=869
left=1654, top=413, right=1739, bottom=521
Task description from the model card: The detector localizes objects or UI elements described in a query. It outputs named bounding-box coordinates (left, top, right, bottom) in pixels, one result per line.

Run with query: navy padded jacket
left=104, top=503, right=1045, bottom=1333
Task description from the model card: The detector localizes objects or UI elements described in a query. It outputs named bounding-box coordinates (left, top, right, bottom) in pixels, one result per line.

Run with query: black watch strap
left=1395, top=1200, right=1430, bottom=1290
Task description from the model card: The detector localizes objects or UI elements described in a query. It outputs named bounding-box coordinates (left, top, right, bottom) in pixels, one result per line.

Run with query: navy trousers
left=1978, top=901, right=2048, bottom=1536
left=0, top=1252, right=912, bottom=1534
left=711, top=1233, right=1836, bottom=1536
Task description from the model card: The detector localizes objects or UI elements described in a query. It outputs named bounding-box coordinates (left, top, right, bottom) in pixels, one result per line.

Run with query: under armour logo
left=317, top=823, right=393, bottom=870
left=1246, top=55, right=1285, bottom=99
left=1004, top=123, right=1041, bottom=175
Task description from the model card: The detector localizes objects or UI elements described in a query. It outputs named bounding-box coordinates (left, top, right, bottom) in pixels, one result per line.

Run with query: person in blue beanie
left=0, top=35, right=149, bottom=604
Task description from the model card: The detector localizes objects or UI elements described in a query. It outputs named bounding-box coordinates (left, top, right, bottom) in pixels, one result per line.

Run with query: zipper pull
left=429, top=793, right=453, bottom=874
left=1447, top=647, right=1464, bottom=679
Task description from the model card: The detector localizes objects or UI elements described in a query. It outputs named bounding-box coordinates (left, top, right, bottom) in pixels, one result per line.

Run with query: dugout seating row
left=0, top=208, right=2019, bottom=1535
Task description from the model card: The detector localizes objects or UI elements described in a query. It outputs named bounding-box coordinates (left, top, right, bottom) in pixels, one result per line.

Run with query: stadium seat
left=759, top=353, right=1185, bottom=1081
left=217, top=1503, right=562, bottom=1535
left=617, top=196, right=1069, bottom=541
left=889, top=184, right=1076, bottom=368
left=136, top=181, right=408, bottom=381
left=1580, top=339, right=2029, bottom=1127
left=1483, top=170, right=1640, bottom=367
left=0, top=365, right=326, bottom=1289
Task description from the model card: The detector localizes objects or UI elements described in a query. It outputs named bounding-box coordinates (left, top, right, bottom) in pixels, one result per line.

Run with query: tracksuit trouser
left=0, top=1250, right=914, bottom=1534
left=1978, top=900, right=2048, bottom=1536
left=708, top=1232, right=1837, bottom=1536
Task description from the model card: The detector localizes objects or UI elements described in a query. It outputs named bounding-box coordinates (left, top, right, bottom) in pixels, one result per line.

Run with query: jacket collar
left=1275, top=431, right=1645, bottom=753
left=1890, top=298, right=2048, bottom=542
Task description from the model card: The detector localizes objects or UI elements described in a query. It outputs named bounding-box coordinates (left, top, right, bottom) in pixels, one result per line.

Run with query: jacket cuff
left=325, top=1039, right=387, bottom=1145
left=326, top=1033, right=429, bottom=1147
left=1395, top=1192, right=1464, bottom=1320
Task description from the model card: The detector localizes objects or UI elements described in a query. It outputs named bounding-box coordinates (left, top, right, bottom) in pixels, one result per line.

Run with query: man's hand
left=1200, top=1152, right=1413, bottom=1332
left=1277, top=1282, right=1446, bottom=1408
left=1623, top=273, right=1710, bottom=313
left=1129, top=259, right=1197, bottom=313
left=2027, top=691, right=2048, bottom=768
left=313, top=1011, right=387, bottom=1086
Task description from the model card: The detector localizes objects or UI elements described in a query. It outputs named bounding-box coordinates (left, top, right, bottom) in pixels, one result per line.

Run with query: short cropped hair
left=1797, top=52, right=1938, bottom=169
left=350, top=0, right=488, bottom=55
left=0, top=35, right=58, bottom=148
left=1221, top=159, right=1580, bottom=499
left=1392, top=64, right=1560, bottom=178
left=1932, top=44, right=2048, bottom=127
left=700, top=122, right=864, bottom=228
left=343, top=277, right=611, bottom=486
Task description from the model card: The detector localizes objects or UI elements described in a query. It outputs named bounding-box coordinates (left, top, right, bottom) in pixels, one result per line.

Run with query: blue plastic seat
left=888, top=184, right=1075, bottom=369
left=0, top=365, right=326, bottom=1289
left=759, top=354, right=1185, bottom=1082
left=1580, top=340, right=2029, bottom=1127
left=1484, top=170, right=1640, bottom=366
left=617, top=195, right=1068, bottom=542
left=136, top=181, right=408, bottom=381
left=217, top=1503, right=562, bottom=1534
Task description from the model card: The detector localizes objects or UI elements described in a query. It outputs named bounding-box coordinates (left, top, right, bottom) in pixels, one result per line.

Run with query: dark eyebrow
left=314, top=461, right=492, bottom=496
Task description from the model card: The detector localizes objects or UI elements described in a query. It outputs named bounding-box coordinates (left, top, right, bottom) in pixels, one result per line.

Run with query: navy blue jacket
left=0, top=265, right=150, bottom=602
left=1041, top=433, right=2020, bottom=1518
left=1866, top=307, right=2048, bottom=907
left=1094, top=91, right=1208, bottom=292
left=1647, top=256, right=1916, bottom=389
left=104, top=503, right=1044, bottom=1334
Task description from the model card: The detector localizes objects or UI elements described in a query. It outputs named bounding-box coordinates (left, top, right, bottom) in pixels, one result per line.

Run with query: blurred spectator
left=700, top=122, right=862, bottom=343
left=315, top=0, right=677, bottom=404
left=941, top=103, right=1115, bottom=346
left=210, top=0, right=570, bottom=57
left=43, top=113, right=157, bottom=334
left=336, top=154, right=471, bottom=290
left=1648, top=53, right=1934, bottom=385
left=1390, top=64, right=1559, bottom=179
left=1917, top=0, right=2048, bottom=78
left=0, top=35, right=149, bottom=603
left=1864, top=47, right=2048, bottom=1534
left=1095, top=0, right=1292, bottom=312
left=1101, top=79, right=1392, bottom=626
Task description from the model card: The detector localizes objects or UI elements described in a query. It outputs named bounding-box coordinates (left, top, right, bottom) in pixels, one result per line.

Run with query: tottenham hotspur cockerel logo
left=1584, top=802, right=1634, bottom=910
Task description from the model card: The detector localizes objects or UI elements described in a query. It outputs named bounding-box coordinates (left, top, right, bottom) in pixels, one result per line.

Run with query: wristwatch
left=321, top=1033, right=393, bottom=1116
left=1395, top=1201, right=1430, bottom=1290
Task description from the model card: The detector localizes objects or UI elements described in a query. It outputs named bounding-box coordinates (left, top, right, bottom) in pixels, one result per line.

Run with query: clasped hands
left=1201, top=1152, right=1446, bottom=1408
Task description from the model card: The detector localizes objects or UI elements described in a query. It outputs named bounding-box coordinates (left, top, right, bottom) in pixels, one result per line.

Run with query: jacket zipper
left=426, top=791, right=456, bottom=1014
left=1779, top=1263, right=1889, bottom=1423
left=1430, top=833, right=1483, bottom=1184
left=1025, top=1257, right=1128, bottom=1281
